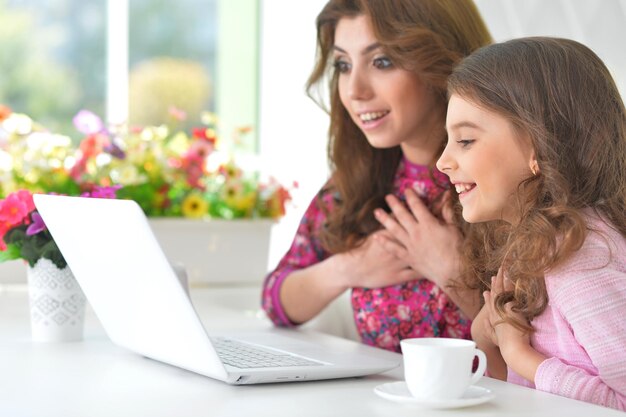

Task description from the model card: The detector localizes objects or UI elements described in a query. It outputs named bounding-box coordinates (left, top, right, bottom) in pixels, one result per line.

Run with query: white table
left=0, top=285, right=622, bottom=417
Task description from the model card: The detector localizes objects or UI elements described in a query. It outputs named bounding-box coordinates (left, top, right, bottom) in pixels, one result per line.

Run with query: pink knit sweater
left=507, top=215, right=626, bottom=410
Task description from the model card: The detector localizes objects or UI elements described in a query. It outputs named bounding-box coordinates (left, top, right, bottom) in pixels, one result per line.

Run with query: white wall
left=259, top=0, right=330, bottom=268
left=259, top=0, right=626, bottom=269
left=474, top=0, right=626, bottom=97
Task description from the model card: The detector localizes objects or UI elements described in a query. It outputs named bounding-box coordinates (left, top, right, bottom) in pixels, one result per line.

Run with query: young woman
left=261, top=0, right=492, bottom=352
left=438, top=37, right=626, bottom=410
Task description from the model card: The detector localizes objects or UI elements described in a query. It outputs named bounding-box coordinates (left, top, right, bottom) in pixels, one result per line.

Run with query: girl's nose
left=436, top=144, right=456, bottom=173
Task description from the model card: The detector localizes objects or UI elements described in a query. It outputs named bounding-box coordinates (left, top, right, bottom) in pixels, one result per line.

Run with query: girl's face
left=334, top=15, right=444, bottom=165
left=437, top=94, right=535, bottom=224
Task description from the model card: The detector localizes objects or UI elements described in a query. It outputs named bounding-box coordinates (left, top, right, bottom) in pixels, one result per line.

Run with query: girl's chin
left=462, top=208, right=506, bottom=224
left=461, top=205, right=485, bottom=224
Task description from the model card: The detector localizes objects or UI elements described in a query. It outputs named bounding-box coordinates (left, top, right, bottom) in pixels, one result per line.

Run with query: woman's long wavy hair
left=306, top=0, right=492, bottom=253
left=448, top=37, right=626, bottom=330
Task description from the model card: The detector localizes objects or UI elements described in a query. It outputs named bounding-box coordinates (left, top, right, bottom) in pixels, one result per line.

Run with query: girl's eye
left=456, top=139, right=475, bottom=148
left=333, top=59, right=350, bottom=74
left=373, top=56, right=393, bottom=69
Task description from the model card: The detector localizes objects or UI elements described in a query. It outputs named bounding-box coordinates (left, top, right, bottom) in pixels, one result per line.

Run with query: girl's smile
left=437, top=95, right=536, bottom=224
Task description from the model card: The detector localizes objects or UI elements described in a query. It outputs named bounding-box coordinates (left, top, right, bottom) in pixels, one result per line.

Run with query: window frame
left=106, top=0, right=259, bottom=150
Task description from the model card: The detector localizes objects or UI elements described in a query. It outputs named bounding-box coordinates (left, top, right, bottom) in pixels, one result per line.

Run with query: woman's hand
left=373, top=189, right=481, bottom=318
left=335, top=229, right=420, bottom=289
left=373, top=189, right=462, bottom=289
left=279, top=229, right=418, bottom=324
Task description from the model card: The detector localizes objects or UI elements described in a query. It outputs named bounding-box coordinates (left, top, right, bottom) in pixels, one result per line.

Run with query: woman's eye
left=333, top=59, right=350, bottom=74
left=456, top=139, right=475, bottom=148
left=373, top=56, right=393, bottom=69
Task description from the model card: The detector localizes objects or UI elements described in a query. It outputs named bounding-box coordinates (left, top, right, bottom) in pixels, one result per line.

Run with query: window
left=0, top=0, right=258, bottom=147
left=0, top=0, right=106, bottom=137
left=128, top=0, right=217, bottom=130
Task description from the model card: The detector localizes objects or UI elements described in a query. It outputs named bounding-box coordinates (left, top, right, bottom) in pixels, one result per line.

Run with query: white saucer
left=374, top=381, right=495, bottom=409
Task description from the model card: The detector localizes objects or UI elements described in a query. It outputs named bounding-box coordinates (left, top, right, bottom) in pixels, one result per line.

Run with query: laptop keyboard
left=212, top=337, right=325, bottom=369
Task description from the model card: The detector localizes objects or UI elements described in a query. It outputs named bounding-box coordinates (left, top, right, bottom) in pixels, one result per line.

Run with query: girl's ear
left=529, top=155, right=539, bottom=176
left=526, top=144, right=539, bottom=175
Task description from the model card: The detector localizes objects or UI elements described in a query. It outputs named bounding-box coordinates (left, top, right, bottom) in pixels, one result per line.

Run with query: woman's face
left=334, top=15, right=444, bottom=165
left=437, top=94, right=535, bottom=224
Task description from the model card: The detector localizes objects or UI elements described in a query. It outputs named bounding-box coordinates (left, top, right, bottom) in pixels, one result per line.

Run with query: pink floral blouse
left=261, top=157, right=471, bottom=352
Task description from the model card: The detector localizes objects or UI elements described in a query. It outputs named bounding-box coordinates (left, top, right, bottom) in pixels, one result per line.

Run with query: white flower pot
left=27, top=258, right=86, bottom=342
left=148, top=218, right=274, bottom=285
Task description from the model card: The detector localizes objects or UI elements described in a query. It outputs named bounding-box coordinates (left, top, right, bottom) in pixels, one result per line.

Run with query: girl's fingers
left=503, top=271, right=514, bottom=292
left=493, top=269, right=505, bottom=294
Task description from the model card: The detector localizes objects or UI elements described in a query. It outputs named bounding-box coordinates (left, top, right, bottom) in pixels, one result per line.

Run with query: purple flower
left=104, top=139, right=126, bottom=159
left=26, top=211, right=46, bottom=236
left=73, top=110, right=105, bottom=135
left=82, top=185, right=123, bottom=199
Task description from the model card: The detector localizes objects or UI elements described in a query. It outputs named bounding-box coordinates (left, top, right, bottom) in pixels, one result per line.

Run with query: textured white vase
left=27, top=258, right=86, bottom=342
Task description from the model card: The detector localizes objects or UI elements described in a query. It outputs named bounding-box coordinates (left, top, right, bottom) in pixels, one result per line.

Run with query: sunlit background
left=1, top=0, right=624, bottom=269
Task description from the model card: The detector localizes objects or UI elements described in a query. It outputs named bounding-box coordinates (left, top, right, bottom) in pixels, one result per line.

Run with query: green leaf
left=0, top=244, right=21, bottom=262
left=41, top=241, right=67, bottom=269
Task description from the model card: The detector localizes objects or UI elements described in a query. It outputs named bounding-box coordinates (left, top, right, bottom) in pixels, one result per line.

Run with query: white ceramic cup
left=400, top=338, right=487, bottom=400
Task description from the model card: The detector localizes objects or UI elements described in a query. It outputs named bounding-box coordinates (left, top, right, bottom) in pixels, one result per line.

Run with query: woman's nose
left=347, top=69, right=372, bottom=101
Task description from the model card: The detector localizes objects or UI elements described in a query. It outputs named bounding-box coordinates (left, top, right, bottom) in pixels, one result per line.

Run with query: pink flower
left=81, top=185, right=122, bottom=199
left=181, top=155, right=206, bottom=189
left=0, top=193, right=30, bottom=225
left=168, top=106, right=187, bottom=122
left=73, top=110, right=105, bottom=135
left=14, top=189, right=35, bottom=213
left=0, top=221, right=10, bottom=250
left=186, top=140, right=214, bottom=160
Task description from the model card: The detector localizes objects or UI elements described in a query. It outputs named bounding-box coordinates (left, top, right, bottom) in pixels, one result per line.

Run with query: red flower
left=79, top=133, right=109, bottom=159
left=0, top=104, right=12, bottom=122
left=192, top=127, right=217, bottom=144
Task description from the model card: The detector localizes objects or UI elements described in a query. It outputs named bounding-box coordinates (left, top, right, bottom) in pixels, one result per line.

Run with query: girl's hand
left=472, top=302, right=498, bottom=350
left=484, top=268, right=530, bottom=352
left=484, top=268, right=547, bottom=382
left=336, top=230, right=420, bottom=289
left=373, top=189, right=462, bottom=289
left=472, top=302, right=508, bottom=380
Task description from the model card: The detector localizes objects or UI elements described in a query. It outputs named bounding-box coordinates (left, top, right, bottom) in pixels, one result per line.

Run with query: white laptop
left=34, top=194, right=400, bottom=385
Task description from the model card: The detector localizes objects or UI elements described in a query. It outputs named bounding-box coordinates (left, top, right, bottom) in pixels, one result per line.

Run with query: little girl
left=437, top=37, right=626, bottom=410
